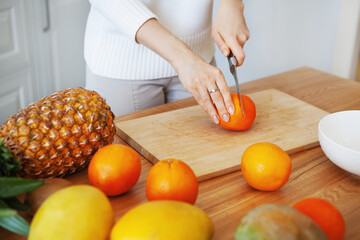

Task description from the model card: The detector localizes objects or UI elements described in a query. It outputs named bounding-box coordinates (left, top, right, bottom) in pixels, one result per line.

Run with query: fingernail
left=212, top=115, right=219, bottom=124
left=228, top=106, right=234, bottom=115
left=222, top=114, right=229, bottom=122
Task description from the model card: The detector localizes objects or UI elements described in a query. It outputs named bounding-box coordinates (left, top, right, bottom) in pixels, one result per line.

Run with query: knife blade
left=227, top=51, right=245, bottom=118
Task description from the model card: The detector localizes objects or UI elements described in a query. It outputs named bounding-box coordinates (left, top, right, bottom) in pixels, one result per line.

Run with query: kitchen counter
left=1, top=67, right=360, bottom=239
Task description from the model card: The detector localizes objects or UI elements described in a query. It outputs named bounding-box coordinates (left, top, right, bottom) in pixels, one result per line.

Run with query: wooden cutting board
left=116, top=89, right=329, bottom=181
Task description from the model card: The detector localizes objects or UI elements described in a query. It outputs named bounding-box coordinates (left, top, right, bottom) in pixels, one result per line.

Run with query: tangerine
left=88, top=144, right=141, bottom=196
left=241, top=142, right=291, bottom=191
left=218, top=93, right=256, bottom=131
left=293, top=198, right=345, bottom=240
left=146, top=159, right=198, bottom=204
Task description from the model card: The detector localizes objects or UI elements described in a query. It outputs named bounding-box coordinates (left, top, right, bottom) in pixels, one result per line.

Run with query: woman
left=85, top=0, right=249, bottom=124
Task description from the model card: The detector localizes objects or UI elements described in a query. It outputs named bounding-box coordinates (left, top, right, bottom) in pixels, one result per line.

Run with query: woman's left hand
left=212, top=0, right=250, bottom=66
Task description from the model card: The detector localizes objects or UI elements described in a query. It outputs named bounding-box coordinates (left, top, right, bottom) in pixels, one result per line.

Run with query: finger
left=231, top=44, right=246, bottom=67
left=209, top=69, right=233, bottom=118
left=190, top=87, right=219, bottom=124
left=238, top=14, right=250, bottom=47
left=211, top=31, right=229, bottom=57
left=208, top=88, right=230, bottom=122
left=238, top=31, right=250, bottom=48
left=198, top=87, right=220, bottom=124
left=216, top=77, right=235, bottom=115
left=225, top=33, right=247, bottom=66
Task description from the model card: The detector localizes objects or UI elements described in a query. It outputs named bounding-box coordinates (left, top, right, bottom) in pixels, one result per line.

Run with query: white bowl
left=318, top=110, right=360, bottom=176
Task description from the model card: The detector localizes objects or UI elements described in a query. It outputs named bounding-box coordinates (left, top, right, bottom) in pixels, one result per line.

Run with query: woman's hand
left=172, top=53, right=234, bottom=124
left=212, top=0, right=249, bottom=65
left=136, top=19, right=234, bottom=124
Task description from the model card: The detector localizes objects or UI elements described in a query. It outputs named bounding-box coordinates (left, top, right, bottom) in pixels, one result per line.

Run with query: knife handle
left=227, top=50, right=237, bottom=72
left=228, top=50, right=234, bottom=59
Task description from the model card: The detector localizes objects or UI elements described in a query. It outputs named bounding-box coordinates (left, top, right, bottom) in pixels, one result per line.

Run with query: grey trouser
left=86, top=67, right=192, bottom=117
left=86, top=59, right=216, bottom=117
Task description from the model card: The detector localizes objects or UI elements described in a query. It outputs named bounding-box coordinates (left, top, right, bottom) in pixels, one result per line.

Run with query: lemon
left=111, top=200, right=214, bottom=240
left=28, top=185, right=114, bottom=240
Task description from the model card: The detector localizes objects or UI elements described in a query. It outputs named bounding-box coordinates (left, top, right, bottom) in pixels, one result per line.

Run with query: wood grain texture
left=116, top=89, right=329, bottom=181
left=1, top=67, right=360, bottom=240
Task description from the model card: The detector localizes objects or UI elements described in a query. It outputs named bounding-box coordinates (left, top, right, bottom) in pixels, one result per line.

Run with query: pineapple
left=0, top=88, right=116, bottom=178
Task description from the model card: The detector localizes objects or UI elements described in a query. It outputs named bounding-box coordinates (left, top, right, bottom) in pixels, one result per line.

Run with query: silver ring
left=208, top=88, right=220, bottom=94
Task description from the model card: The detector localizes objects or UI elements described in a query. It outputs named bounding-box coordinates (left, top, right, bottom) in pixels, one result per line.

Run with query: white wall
left=213, top=0, right=342, bottom=86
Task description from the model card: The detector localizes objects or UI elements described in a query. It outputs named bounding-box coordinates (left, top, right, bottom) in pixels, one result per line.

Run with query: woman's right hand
left=172, top=53, right=234, bottom=124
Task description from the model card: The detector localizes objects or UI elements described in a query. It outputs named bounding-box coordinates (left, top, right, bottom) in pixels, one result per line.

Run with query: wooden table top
left=1, top=67, right=360, bottom=239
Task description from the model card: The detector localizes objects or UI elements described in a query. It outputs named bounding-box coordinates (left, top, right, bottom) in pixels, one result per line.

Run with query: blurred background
left=0, top=0, right=359, bottom=123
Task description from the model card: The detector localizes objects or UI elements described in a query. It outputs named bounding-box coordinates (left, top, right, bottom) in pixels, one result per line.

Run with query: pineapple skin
left=0, top=88, right=116, bottom=178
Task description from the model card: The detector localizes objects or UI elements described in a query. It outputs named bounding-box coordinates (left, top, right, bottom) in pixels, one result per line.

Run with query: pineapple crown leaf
left=0, top=138, right=21, bottom=177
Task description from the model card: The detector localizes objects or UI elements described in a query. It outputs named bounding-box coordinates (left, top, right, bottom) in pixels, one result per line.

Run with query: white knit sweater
left=84, top=0, right=215, bottom=80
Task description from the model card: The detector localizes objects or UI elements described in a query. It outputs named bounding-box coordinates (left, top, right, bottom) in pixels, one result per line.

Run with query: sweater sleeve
left=88, top=0, right=158, bottom=42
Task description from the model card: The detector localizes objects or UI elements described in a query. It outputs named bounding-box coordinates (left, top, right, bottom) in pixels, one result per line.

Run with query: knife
left=227, top=51, right=245, bottom=118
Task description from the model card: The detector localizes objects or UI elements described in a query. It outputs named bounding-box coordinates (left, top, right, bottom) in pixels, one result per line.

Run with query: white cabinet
left=0, top=0, right=90, bottom=124
left=45, top=0, right=90, bottom=90
left=0, top=0, right=35, bottom=124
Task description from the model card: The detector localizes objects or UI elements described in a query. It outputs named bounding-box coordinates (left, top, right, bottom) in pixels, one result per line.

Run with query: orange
left=146, top=159, right=198, bottom=204
left=241, top=142, right=291, bottom=191
left=218, top=93, right=256, bottom=131
left=88, top=144, right=141, bottom=196
left=293, top=198, right=345, bottom=240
